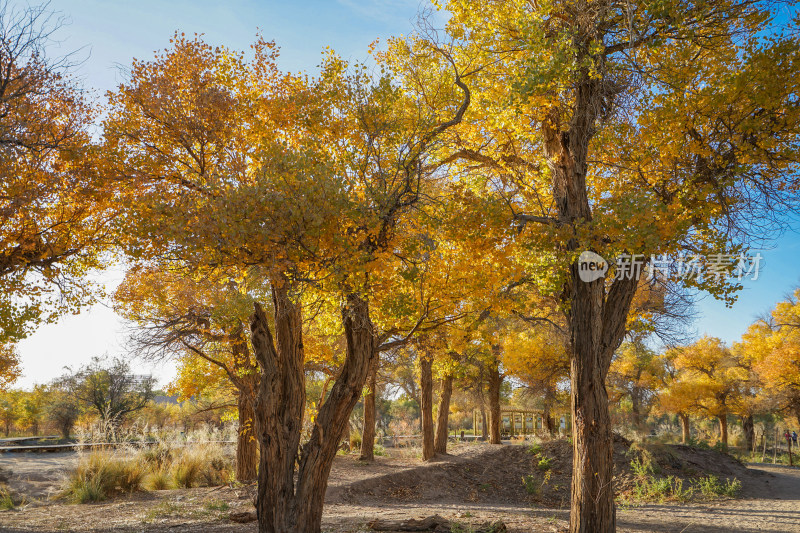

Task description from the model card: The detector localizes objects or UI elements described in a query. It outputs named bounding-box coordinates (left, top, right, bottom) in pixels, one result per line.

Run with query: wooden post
left=761, top=431, right=767, bottom=462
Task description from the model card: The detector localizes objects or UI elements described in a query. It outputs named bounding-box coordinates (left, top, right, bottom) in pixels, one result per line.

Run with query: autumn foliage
left=3, top=2, right=800, bottom=533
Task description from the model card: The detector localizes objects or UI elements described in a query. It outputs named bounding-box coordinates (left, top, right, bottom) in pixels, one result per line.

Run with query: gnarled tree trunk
left=566, top=270, right=638, bottom=533
left=544, top=410, right=556, bottom=436
left=679, top=413, right=690, bottom=444
left=420, top=352, right=435, bottom=461
left=480, top=401, right=488, bottom=441
left=434, top=374, right=453, bottom=455
left=539, top=76, right=642, bottom=530
left=718, top=415, right=729, bottom=450
left=569, top=271, right=614, bottom=533
left=360, top=363, right=378, bottom=461
left=236, top=392, right=258, bottom=481
left=487, top=361, right=502, bottom=445
left=742, top=415, right=754, bottom=452
left=230, top=322, right=259, bottom=482
left=251, top=287, right=376, bottom=533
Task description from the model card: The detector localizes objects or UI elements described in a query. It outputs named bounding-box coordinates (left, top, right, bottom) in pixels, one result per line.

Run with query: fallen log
left=368, top=514, right=506, bottom=532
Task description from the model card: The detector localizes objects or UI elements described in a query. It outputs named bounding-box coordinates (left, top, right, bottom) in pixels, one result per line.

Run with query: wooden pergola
left=472, top=409, right=571, bottom=437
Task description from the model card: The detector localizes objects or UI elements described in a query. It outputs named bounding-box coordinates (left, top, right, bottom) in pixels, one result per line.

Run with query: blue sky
left=14, top=0, right=800, bottom=388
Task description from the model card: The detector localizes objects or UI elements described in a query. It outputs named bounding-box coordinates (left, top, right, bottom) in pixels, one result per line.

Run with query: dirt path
left=0, top=447, right=798, bottom=532
left=615, top=464, right=800, bottom=533
left=323, top=465, right=800, bottom=533
left=0, top=452, right=78, bottom=500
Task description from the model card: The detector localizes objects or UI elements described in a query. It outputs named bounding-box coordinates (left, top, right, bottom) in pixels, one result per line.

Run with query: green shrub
left=712, top=442, right=728, bottom=453
left=686, top=437, right=710, bottom=450
left=527, top=443, right=542, bottom=456
left=628, top=452, right=696, bottom=503
left=0, top=485, right=15, bottom=510
left=671, top=477, right=694, bottom=503
left=522, top=474, right=538, bottom=495
left=696, top=475, right=741, bottom=498
left=631, top=456, right=654, bottom=480
left=537, top=456, right=552, bottom=471
left=722, top=478, right=742, bottom=497
left=629, top=447, right=660, bottom=478
left=631, top=474, right=694, bottom=503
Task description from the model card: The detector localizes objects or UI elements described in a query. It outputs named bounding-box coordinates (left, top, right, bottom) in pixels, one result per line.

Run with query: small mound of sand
left=329, top=444, right=533, bottom=505
left=328, top=437, right=769, bottom=508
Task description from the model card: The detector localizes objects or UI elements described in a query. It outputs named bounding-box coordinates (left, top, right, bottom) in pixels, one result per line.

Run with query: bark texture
left=742, top=415, right=754, bottom=452
left=369, top=515, right=507, bottom=532
left=480, top=402, right=488, bottom=440
left=679, top=413, right=690, bottom=444
left=539, top=66, right=641, bottom=530
left=230, top=322, right=259, bottom=482
left=420, top=353, right=435, bottom=461
left=488, top=361, right=502, bottom=445
left=434, top=374, right=453, bottom=455
left=250, top=287, right=376, bottom=533
left=360, top=362, right=378, bottom=461
left=718, top=415, right=729, bottom=450
left=236, top=392, right=258, bottom=481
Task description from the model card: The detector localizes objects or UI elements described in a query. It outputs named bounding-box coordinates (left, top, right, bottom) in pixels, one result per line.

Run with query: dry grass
left=0, top=484, right=17, bottom=510
left=62, top=450, right=147, bottom=503
left=170, top=444, right=232, bottom=488
left=61, top=441, right=233, bottom=503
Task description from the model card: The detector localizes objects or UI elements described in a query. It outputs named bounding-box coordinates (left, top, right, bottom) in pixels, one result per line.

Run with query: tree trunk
left=480, top=401, right=488, bottom=440
left=434, top=374, right=453, bottom=455
left=718, top=415, right=729, bottom=450
left=679, top=413, right=690, bottom=444
left=360, top=362, right=378, bottom=461
left=568, top=278, right=615, bottom=533
left=230, top=321, right=259, bottom=483
left=487, top=361, right=502, bottom=445
left=742, top=415, right=754, bottom=452
left=420, top=353, right=435, bottom=461
left=543, top=390, right=557, bottom=436
left=545, top=411, right=556, bottom=436
left=236, top=391, right=258, bottom=481
left=564, top=260, right=639, bottom=533
left=60, top=420, right=72, bottom=440
left=250, top=286, right=376, bottom=533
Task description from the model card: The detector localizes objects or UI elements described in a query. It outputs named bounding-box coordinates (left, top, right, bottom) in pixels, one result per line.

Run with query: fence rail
left=0, top=440, right=236, bottom=453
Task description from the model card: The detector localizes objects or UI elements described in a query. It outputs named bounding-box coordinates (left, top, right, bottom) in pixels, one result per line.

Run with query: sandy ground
left=0, top=445, right=798, bottom=532
left=0, top=451, right=79, bottom=501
